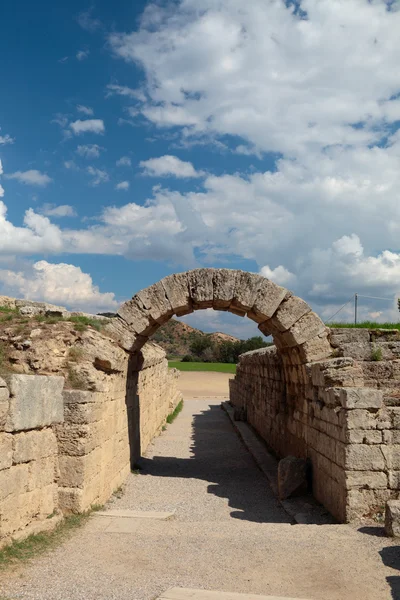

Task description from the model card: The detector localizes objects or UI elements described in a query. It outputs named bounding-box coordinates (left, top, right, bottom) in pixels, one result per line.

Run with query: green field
left=168, top=361, right=237, bottom=374
left=330, top=322, right=400, bottom=330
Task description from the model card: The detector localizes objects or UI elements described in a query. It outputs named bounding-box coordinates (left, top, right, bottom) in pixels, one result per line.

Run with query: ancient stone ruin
left=2, top=268, right=400, bottom=546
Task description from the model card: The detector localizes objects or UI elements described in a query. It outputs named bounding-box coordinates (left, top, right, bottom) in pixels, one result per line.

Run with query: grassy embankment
left=168, top=361, right=236, bottom=374
left=330, top=322, right=400, bottom=330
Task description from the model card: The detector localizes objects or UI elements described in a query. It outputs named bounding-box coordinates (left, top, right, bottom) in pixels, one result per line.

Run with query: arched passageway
left=108, top=268, right=333, bottom=365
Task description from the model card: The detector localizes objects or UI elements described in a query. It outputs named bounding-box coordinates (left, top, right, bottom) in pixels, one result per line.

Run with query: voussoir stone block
left=135, top=281, right=174, bottom=324
left=161, top=272, right=192, bottom=316
left=281, top=312, right=327, bottom=347
left=212, top=269, right=238, bottom=309
left=247, top=278, right=288, bottom=324
left=231, top=271, right=264, bottom=313
left=104, top=316, right=138, bottom=351
left=187, top=269, right=215, bottom=309
left=268, top=296, right=311, bottom=333
left=5, top=375, right=64, bottom=432
left=117, top=298, right=157, bottom=336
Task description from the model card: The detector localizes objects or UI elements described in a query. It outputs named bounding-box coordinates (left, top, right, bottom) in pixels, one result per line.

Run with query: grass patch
left=330, top=321, right=400, bottom=330
left=68, top=316, right=105, bottom=332
left=0, top=506, right=102, bottom=569
left=67, top=347, right=85, bottom=363
left=67, top=366, right=88, bottom=390
left=166, top=399, right=184, bottom=425
left=168, top=361, right=237, bottom=374
left=0, top=306, right=18, bottom=314
left=371, top=346, right=383, bottom=361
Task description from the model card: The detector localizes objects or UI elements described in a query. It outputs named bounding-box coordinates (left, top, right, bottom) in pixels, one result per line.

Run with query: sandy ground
left=2, top=383, right=400, bottom=600
left=176, top=371, right=234, bottom=399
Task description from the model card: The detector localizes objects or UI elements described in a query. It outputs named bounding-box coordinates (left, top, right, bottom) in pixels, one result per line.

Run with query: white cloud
left=115, top=181, right=130, bottom=191
left=76, top=144, right=103, bottom=158
left=5, top=170, right=52, bottom=187
left=76, top=105, right=94, bottom=116
left=77, top=8, right=101, bottom=32
left=87, top=166, right=109, bottom=186
left=70, top=119, right=105, bottom=135
left=76, top=50, right=90, bottom=61
left=109, top=0, right=400, bottom=158
left=260, top=265, right=297, bottom=287
left=39, top=204, right=77, bottom=218
left=106, top=84, right=145, bottom=101
left=140, top=155, right=203, bottom=178
left=64, top=160, right=79, bottom=170
left=0, top=133, right=14, bottom=145
left=116, top=156, right=131, bottom=167
left=0, top=260, right=118, bottom=312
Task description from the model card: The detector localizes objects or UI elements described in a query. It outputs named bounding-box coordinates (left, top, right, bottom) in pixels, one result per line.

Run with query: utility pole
left=355, top=293, right=358, bottom=325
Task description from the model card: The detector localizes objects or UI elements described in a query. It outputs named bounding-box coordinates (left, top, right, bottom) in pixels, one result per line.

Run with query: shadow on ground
left=136, top=403, right=291, bottom=525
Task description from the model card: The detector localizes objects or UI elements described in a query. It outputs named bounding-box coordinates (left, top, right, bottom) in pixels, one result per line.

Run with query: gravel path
left=1, top=398, right=399, bottom=600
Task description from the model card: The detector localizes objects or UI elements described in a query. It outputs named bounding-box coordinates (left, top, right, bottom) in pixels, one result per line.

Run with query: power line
left=356, top=294, right=394, bottom=302
left=324, top=296, right=355, bottom=323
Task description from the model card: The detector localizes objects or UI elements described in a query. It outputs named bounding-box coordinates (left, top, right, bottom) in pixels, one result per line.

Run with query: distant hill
left=151, top=318, right=238, bottom=357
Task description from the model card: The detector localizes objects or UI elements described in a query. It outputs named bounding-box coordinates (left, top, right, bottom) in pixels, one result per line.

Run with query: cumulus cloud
left=77, top=8, right=102, bottom=32
left=39, top=204, right=77, bottom=218
left=0, top=260, right=118, bottom=312
left=76, top=50, right=90, bottom=61
left=106, top=83, right=145, bottom=101
left=87, top=166, right=109, bottom=186
left=260, top=265, right=297, bottom=287
left=0, top=133, right=14, bottom=145
left=5, top=170, right=52, bottom=187
left=115, top=181, right=130, bottom=191
left=140, top=155, right=203, bottom=178
left=109, top=0, right=400, bottom=158
left=70, top=119, right=105, bottom=135
left=116, top=156, right=131, bottom=167
left=76, top=144, right=103, bottom=158
left=76, top=105, right=93, bottom=116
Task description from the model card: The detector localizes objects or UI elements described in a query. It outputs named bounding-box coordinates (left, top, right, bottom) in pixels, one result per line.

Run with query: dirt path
left=1, top=391, right=399, bottom=600
left=175, top=371, right=234, bottom=398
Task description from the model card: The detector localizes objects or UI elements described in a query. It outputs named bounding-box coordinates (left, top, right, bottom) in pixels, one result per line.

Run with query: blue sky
left=1, top=0, right=400, bottom=338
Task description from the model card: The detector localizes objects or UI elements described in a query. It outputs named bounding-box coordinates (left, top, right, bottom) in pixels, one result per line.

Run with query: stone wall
left=230, top=332, right=400, bottom=523
left=0, top=299, right=182, bottom=544
left=0, top=375, right=64, bottom=546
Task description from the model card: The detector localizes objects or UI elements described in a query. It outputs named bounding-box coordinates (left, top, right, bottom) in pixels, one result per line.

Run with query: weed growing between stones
left=67, top=347, right=85, bottom=363
left=0, top=505, right=103, bottom=569
left=67, top=366, right=88, bottom=390
left=166, top=400, right=184, bottom=425
left=371, top=346, right=383, bottom=361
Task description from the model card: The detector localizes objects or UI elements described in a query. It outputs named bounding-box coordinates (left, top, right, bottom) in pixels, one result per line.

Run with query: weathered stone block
left=0, top=432, right=12, bottom=470
left=212, top=269, right=238, bottom=309
left=231, top=271, right=264, bottom=313
left=344, top=409, right=377, bottom=430
left=13, top=429, right=57, bottom=463
left=187, top=269, right=215, bottom=309
left=278, top=456, right=308, bottom=500
left=332, top=387, right=383, bottom=410
left=117, top=298, right=157, bottom=336
left=330, top=328, right=370, bottom=346
left=103, top=316, right=138, bottom=351
left=385, top=500, right=400, bottom=536
left=247, top=278, right=287, bottom=323
left=388, top=471, right=400, bottom=489
left=160, top=272, right=192, bottom=316
left=381, top=446, right=400, bottom=470
left=268, top=296, right=311, bottom=333
left=345, top=470, right=387, bottom=489
left=135, top=281, right=173, bottom=324
left=63, top=390, right=101, bottom=405
left=297, top=332, right=332, bottom=364
left=0, top=463, right=29, bottom=501
left=281, top=312, right=327, bottom=347
left=345, top=445, right=385, bottom=471
left=5, top=375, right=64, bottom=432
left=346, top=429, right=382, bottom=444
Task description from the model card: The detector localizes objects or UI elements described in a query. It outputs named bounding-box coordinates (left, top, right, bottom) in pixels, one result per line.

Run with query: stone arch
left=107, top=268, right=333, bottom=365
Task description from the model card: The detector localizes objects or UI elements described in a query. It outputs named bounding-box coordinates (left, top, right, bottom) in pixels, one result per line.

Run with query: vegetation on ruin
left=330, top=321, right=400, bottom=330
left=169, top=361, right=237, bottom=374
left=0, top=505, right=103, bottom=569
left=166, top=399, right=184, bottom=424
